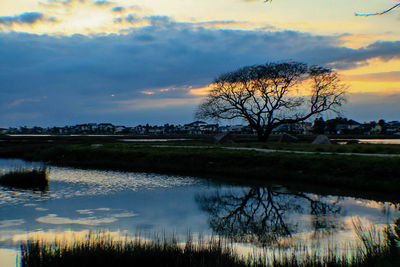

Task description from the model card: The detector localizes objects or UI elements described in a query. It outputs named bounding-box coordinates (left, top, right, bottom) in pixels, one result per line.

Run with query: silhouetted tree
left=377, top=119, right=388, bottom=134
left=312, top=117, right=326, bottom=134
left=325, top=117, right=348, bottom=134
left=196, top=62, right=347, bottom=141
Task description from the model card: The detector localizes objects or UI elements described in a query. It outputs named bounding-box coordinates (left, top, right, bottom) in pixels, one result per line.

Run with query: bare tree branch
left=355, top=1, right=400, bottom=16
left=265, top=0, right=400, bottom=16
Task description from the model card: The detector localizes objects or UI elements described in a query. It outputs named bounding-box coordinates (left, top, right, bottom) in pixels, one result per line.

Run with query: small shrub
left=0, top=167, right=48, bottom=190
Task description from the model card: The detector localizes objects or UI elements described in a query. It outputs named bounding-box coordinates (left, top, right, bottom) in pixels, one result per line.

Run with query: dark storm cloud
left=93, top=0, right=115, bottom=6
left=41, top=0, right=115, bottom=7
left=327, top=41, right=400, bottom=69
left=0, top=12, right=46, bottom=26
left=0, top=19, right=399, bottom=126
left=111, top=6, right=125, bottom=12
left=114, top=13, right=140, bottom=24
left=45, top=0, right=116, bottom=7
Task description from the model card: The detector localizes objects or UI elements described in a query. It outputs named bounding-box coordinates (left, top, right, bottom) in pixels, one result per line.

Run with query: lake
left=0, top=158, right=398, bottom=266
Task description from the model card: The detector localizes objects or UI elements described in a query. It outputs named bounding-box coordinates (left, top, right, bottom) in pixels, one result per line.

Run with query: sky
left=0, top=0, right=399, bottom=127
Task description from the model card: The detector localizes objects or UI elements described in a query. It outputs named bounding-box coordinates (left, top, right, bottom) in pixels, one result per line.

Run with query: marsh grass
left=0, top=167, right=48, bottom=190
left=20, top=233, right=247, bottom=267
left=20, top=226, right=400, bottom=267
left=352, top=217, right=384, bottom=258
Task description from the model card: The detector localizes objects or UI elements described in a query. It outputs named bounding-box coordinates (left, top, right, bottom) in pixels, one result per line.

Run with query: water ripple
left=0, top=159, right=200, bottom=205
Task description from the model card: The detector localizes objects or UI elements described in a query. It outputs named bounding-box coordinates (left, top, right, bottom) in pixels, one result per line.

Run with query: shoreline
left=1, top=141, right=400, bottom=202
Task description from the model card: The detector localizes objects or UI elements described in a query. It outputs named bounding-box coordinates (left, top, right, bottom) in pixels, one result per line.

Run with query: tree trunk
left=257, top=127, right=272, bottom=142
left=257, top=134, right=268, bottom=142
left=259, top=126, right=272, bottom=142
left=256, top=128, right=267, bottom=142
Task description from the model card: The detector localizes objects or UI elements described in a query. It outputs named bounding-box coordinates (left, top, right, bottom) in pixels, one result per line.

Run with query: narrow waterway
left=0, top=158, right=398, bottom=266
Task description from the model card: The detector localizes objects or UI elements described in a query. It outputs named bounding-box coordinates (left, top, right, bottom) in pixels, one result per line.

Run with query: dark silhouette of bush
left=0, top=167, right=48, bottom=190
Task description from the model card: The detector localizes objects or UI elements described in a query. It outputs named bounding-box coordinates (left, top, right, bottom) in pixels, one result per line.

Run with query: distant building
left=114, top=126, right=127, bottom=134
left=387, top=121, right=400, bottom=135
left=369, top=125, right=383, bottom=135
left=98, top=123, right=114, bottom=134
left=336, top=120, right=361, bottom=134
left=1, top=118, right=399, bottom=136
left=184, top=121, right=208, bottom=134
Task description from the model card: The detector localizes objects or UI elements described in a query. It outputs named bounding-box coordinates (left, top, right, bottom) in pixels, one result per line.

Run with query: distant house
left=88, top=123, right=98, bottom=132
left=336, top=120, right=361, bottom=134
left=31, top=127, right=45, bottom=134
left=201, top=124, right=219, bottom=134
left=148, top=126, right=165, bottom=135
left=98, top=123, right=114, bottom=133
left=114, top=126, right=127, bottom=134
left=134, top=125, right=148, bottom=135
left=229, top=125, right=247, bottom=133
left=369, top=125, right=383, bottom=135
left=268, top=122, right=312, bottom=135
left=387, top=121, right=400, bottom=135
left=348, top=120, right=361, bottom=130
left=299, top=122, right=313, bottom=135
left=76, top=124, right=91, bottom=132
left=49, top=127, right=64, bottom=135
left=185, top=121, right=208, bottom=128
left=6, top=128, right=20, bottom=134
left=184, top=121, right=208, bottom=134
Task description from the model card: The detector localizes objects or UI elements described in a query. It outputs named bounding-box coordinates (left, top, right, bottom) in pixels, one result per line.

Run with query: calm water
left=0, top=158, right=398, bottom=266
left=333, top=139, right=400, bottom=145
left=358, top=139, right=400, bottom=145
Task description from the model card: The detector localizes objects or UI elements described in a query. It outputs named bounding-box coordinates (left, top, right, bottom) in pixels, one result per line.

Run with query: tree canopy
left=195, top=62, right=347, bottom=141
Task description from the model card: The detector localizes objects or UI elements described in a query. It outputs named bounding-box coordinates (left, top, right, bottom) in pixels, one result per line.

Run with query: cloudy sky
left=0, top=0, right=399, bottom=127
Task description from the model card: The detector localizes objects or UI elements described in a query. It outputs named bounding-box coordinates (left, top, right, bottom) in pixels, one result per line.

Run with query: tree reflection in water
left=196, top=186, right=342, bottom=246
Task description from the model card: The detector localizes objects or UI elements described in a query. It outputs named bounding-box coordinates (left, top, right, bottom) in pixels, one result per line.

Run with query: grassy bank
left=1, top=141, right=400, bottom=199
left=223, top=142, right=400, bottom=154
left=0, top=167, right=48, bottom=190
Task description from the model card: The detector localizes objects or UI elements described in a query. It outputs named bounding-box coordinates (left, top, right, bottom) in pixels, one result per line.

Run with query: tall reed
left=20, top=227, right=400, bottom=267
left=21, top=233, right=246, bottom=267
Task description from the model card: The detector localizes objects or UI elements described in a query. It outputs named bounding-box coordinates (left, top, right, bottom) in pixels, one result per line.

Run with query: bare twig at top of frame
left=263, top=0, right=400, bottom=17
